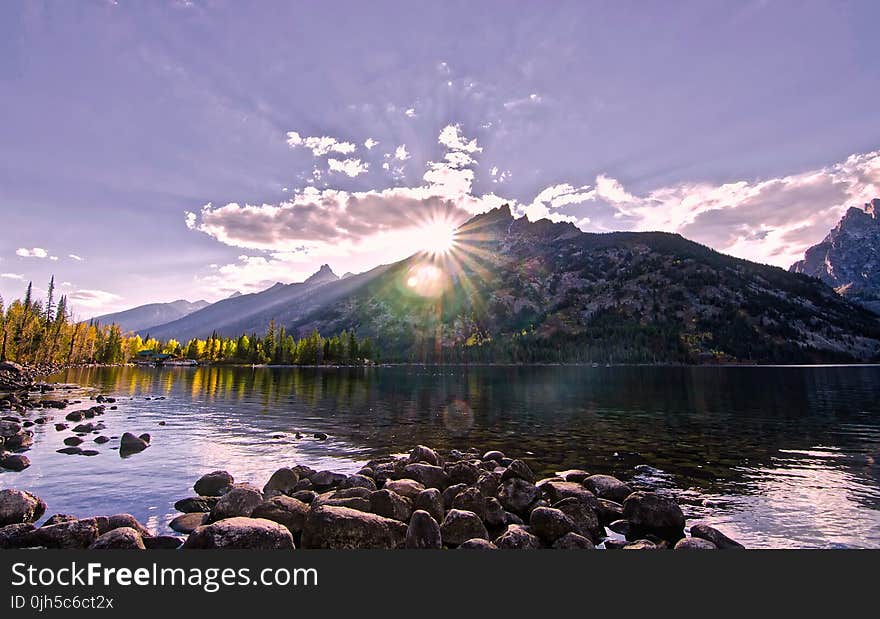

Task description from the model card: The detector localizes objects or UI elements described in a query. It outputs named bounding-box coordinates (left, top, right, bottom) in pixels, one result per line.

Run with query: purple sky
left=1, top=0, right=879, bottom=317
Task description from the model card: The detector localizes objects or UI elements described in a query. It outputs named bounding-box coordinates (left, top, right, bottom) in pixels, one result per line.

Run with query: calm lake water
left=3, top=365, right=879, bottom=548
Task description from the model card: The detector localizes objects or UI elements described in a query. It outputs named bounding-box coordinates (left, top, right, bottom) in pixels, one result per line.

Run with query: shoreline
left=0, top=443, right=745, bottom=550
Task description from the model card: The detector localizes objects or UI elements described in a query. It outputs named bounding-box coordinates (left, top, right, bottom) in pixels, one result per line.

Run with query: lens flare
left=415, top=218, right=458, bottom=256
left=405, top=263, right=448, bottom=297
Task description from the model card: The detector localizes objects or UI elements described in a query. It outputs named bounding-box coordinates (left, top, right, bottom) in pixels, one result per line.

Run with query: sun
left=416, top=218, right=458, bottom=256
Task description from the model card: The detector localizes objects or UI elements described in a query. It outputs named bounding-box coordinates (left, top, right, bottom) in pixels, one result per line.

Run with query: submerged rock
left=174, top=496, right=218, bottom=513
left=689, top=523, right=745, bottom=549
left=169, top=512, right=209, bottom=534
left=119, top=432, right=149, bottom=456
left=0, top=453, right=31, bottom=471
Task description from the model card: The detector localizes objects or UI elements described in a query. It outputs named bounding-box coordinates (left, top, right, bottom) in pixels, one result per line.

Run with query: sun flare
left=416, top=219, right=458, bottom=256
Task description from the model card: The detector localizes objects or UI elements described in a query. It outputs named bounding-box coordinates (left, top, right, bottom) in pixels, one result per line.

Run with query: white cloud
left=16, top=247, right=49, bottom=258
left=1, top=273, right=25, bottom=281
left=364, top=138, right=379, bottom=150
left=438, top=124, right=482, bottom=154
left=185, top=211, right=197, bottom=229
left=286, top=131, right=357, bottom=157
left=404, top=108, right=416, bottom=118
left=68, top=289, right=122, bottom=310
left=68, top=254, right=84, bottom=261
left=394, top=145, right=410, bottom=161
left=328, top=158, right=369, bottom=178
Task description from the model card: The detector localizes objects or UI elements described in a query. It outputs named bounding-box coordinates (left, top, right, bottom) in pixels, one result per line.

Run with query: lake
left=3, top=364, right=879, bottom=548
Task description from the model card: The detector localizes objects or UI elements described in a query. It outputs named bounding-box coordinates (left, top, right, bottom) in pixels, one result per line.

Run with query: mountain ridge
left=92, top=299, right=209, bottom=333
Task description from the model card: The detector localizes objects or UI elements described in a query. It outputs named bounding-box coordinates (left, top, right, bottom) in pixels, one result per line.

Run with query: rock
left=208, top=484, right=263, bottom=522
left=194, top=470, right=234, bottom=496
left=413, top=488, right=444, bottom=523
left=458, top=538, right=498, bottom=549
left=89, top=527, right=146, bottom=550
left=402, top=463, right=448, bottom=489
left=143, top=535, right=184, bottom=550
left=440, top=509, right=489, bottom=547
left=174, top=496, right=218, bottom=513
left=482, top=450, right=505, bottom=462
left=556, top=469, right=591, bottom=483
left=408, top=444, right=440, bottom=466
left=553, top=497, right=603, bottom=543
left=72, top=422, right=100, bottom=433
left=689, top=523, right=745, bottom=549
left=446, top=461, right=480, bottom=485
left=0, top=523, right=36, bottom=549
left=63, top=436, right=84, bottom=446
left=119, top=432, right=149, bottom=456
left=0, top=420, right=22, bottom=437
left=43, top=514, right=78, bottom=527
left=623, top=539, right=658, bottom=550
left=608, top=519, right=632, bottom=537
left=250, top=496, right=310, bottom=534
left=582, top=474, right=633, bottom=503
left=64, top=411, right=84, bottom=422
left=622, top=491, right=685, bottom=541
left=553, top=532, right=596, bottom=549
left=405, top=510, right=442, bottom=549
left=291, top=490, right=318, bottom=504
left=56, top=447, right=82, bottom=455
left=262, top=467, right=300, bottom=498
left=383, top=479, right=425, bottom=500
left=529, top=506, right=577, bottom=542
left=313, top=491, right=372, bottom=513
left=497, top=478, right=539, bottom=515
left=339, top=474, right=378, bottom=492
left=310, top=470, right=347, bottom=489
left=475, top=498, right=501, bottom=529
left=0, top=489, right=46, bottom=526
left=169, top=512, right=209, bottom=534
left=313, top=432, right=328, bottom=440
left=301, top=506, right=407, bottom=549
left=674, top=537, right=718, bottom=550
left=442, top=483, right=468, bottom=507
left=105, top=514, right=151, bottom=537
left=501, top=459, right=535, bottom=483
left=4, top=432, right=32, bottom=450
left=54, top=423, right=68, bottom=431
left=476, top=472, right=501, bottom=497
left=538, top=481, right=599, bottom=508
left=369, top=489, right=413, bottom=522
left=183, top=517, right=295, bottom=550
left=603, top=539, right=629, bottom=550
left=494, top=524, right=543, bottom=549
left=451, top=487, right=487, bottom=520
left=0, top=453, right=30, bottom=470
left=30, top=518, right=100, bottom=549
left=595, top=498, right=625, bottom=525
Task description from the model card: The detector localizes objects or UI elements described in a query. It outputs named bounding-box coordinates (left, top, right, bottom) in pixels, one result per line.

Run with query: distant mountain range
left=93, top=299, right=209, bottom=332
left=790, top=199, right=880, bottom=314
left=114, top=204, right=880, bottom=363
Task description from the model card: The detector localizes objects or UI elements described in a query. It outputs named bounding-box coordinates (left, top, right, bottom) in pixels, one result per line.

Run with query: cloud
left=1, top=273, right=25, bottom=281
left=68, top=254, right=84, bottom=261
left=394, top=145, right=410, bottom=161
left=328, top=157, right=369, bottom=177
left=67, top=289, right=122, bottom=309
left=364, top=138, right=379, bottom=150
left=404, top=107, right=416, bottom=118
left=503, top=93, right=543, bottom=110
left=438, top=124, right=482, bottom=154
left=285, top=131, right=357, bottom=157
left=16, top=247, right=49, bottom=258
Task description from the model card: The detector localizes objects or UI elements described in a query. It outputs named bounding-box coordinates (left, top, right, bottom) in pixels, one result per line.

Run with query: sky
left=1, top=0, right=879, bottom=318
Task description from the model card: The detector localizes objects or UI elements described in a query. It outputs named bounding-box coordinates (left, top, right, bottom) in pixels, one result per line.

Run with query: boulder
left=451, top=487, right=487, bottom=520
left=529, top=507, right=577, bottom=543
left=0, top=523, right=36, bottom=549
left=689, top=523, right=745, bottom=549
left=339, top=474, right=378, bottom=492
left=553, top=532, right=596, bottom=549
left=440, top=509, right=488, bottom=547
left=105, top=514, right=152, bottom=538
left=442, top=483, right=468, bottom=507
left=383, top=479, right=425, bottom=500
left=446, top=461, right=480, bottom=486
left=553, top=497, right=603, bottom=543
left=501, top=459, right=535, bottom=483
left=582, top=474, right=633, bottom=503
left=250, top=496, right=310, bottom=535
left=494, top=524, right=542, bottom=549
left=476, top=472, right=501, bottom=497
left=262, top=467, right=300, bottom=498
left=174, top=496, right=218, bottom=513
left=413, top=488, right=444, bottom=523
left=310, top=470, right=347, bottom=489
left=30, top=518, right=100, bottom=549
left=482, top=450, right=505, bottom=462
left=183, top=517, right=295, bottom=550
left=301, top=506, right=407, bottom=549
left=369, top=489, right=413, bottom=522
left=408, top=445, right=440, bottom=466
left=43, top=514, right=78, bottom=527
left=674, top=537, right=718, bottom=550
left=595, top=498, right=625, bottom=525
left=458, top=538, right=497, bottom=550
left=4, top=432, right=32, bottom=450
left=119, top=432, right=149, bottom=456
left=405, top=510, right=442, bottom=549
left=89, top=527, right=146, bottom=550
left=208, top=484, right=264, bottom=522
left=193, top=470, right=234, bottom=496
left=608, top=519, right=632, bottom=537
left=63, top=436, right=84, bottom=446
left=56, top=447, right=83, bottom=455
left=538, top=481, right=599, bottom=508
left=497, top=478, right=539, bottom=515
left=0, top=420, right=22, bottom=437
left=0, top=453, right=30, bottom=471
left=169, top=512, right=209, bottom=534
left=555, top=469, right=591, bottom=483
left=143, top=535, right=184, bottom=550
left=0, top=489, right=46, bottom=526
left=402, top=463, right=448, bottom=489
left=623, top=539, right=658, bottom=550
left=291, top=490, right=318, bottom=504
left=622, top=492, right=685, bottom=541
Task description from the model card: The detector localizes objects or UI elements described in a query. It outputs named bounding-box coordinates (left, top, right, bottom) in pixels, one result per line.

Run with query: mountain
left=144, top=264, right=391, bottom=341
left=284, top=205, right=880, bottom=364
left=93, top=299, right=210, bottom=333
left=790, top=199, right=880, bottom=314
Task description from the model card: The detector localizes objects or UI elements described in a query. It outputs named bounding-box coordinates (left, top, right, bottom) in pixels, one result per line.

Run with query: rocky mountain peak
left=304, top=264, right=339, bottom=285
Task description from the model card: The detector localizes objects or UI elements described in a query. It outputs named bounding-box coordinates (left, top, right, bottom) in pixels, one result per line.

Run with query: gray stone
left=553, top=532, right=595, bottom=549
left=529, top=506, right=577, bottom=542
left=402, top=463, right=448, bottom=489
left=301, top=505, right=407, bottom=549
left=413, top=488, right=444, bottom=523
left=169, top=512, right=209, bottom=534
left=408, top=445, right=440, bottom=466
left=674, top=537, right=718, bottom=550
left=494, top=524, right=542, bottom=549
left=194, top=470, right=234, bottom=496
left=497, top=478, right=539, bottom=515
left=89, top=527, right=146, bottom=550
left=383, top=479, right=425, bottom=500
left=208, top=484, right=264, bottom=522
left=582, top=474, right=633, bottom=503
left=405, top=510, right=442, bottom=549
left=689, top=523, right=745, bottom=549
left=458, top=538, right=497, bottom=549
left=440, top=509, right=488, bottom=546
left=622, top=491, right=685, bottom=541
left=183, top=517, right=295, bottom=549
left=369, top=489, right=413, bottom=522
left=250, top=496, right=310, bottom=534
left=262, top=467, right=300, bottom=498
left=0, top=489, right=46, bottom=526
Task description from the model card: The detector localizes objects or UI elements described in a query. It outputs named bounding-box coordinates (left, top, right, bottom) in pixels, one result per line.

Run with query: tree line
left=0, top=279, right=377, bottom=366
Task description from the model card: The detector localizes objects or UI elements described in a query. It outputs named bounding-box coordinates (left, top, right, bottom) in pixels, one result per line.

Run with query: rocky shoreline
left=1, top=443, right=744, bottom=550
